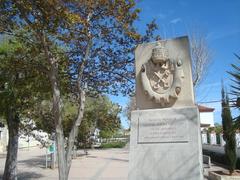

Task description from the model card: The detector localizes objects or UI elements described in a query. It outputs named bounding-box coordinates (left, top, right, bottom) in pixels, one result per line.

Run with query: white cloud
left=170, top=18, right=182, bottom=24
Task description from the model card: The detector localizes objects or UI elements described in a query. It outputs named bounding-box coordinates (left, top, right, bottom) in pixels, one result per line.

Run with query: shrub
left=99, top=141, right=127, bottom=149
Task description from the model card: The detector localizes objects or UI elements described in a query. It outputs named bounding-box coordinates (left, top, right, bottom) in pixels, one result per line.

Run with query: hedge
left=98, top=141, right=127, bottom=149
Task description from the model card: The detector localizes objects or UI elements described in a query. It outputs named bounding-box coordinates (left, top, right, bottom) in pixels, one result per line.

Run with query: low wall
left=203, top=144, right=240, bottom=169
left=202, top=144, right=240, bottom=157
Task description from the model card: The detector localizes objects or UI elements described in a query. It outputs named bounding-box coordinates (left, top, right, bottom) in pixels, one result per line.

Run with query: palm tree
left=227, top=54, right=240, bottom=127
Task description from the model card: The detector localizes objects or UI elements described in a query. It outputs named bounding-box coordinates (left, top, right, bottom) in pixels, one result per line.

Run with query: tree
left=73, top=96, right=121, bottom=148
left=228, top=54, right=240, bottom=107
left=0, top=1, right=157, bottom=179
left=99, top=130, right=115, bottom=139
left=31, top=100, right=55, bottom=136
left=32, top=95, right=121, bottom=148
left=0, top=37, right=47, bottom=180
left=33, top=95, right=121, bottom=146
left=214, top=123, right=223, bottom=134
left=221, top=86, right=236, bottom=175
left=190, top=32, right=212, bottom=87
left=124, top=96, right=136, bottom=124
left=93, top=96, right=121, bottom=132
left=227, top=54, right=240, bottom=129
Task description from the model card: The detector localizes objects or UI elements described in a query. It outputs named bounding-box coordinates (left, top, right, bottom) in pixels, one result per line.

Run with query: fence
left=201, top=132, right=240, bottom=147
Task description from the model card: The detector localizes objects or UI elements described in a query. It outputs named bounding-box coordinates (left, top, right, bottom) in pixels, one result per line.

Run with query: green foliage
left=221, top=86, right=237, bottom=174
left=0, top=0, right=158, bottom=97
left=227, top=54, right=240, bottom=129
left=0, top=37, right=47, bottom=118
left=99, top=130, right=115, bottom=139
left=124, top=96, right=136, bottom=124
left=31, top=100, right=55, bottom=134
left=99, top=141, right=127, bottom=149
left=214, top=123, right=223, bottom=134
left=207, top=133, right=210, bottom=144
left=0, top=1, right=158, bottom=177
left=33, top=95, right=121, bottom=145
left=207, top=127, right=215, bottom=133
left=216, top=134, right=221, bottom=145
left=0, top=35, right=52, bottom=179
left=76, top=96, right=121, bottom=146
left=76, top=118, right=93, bottom=149
left=228, top=54, right=240, bottom=106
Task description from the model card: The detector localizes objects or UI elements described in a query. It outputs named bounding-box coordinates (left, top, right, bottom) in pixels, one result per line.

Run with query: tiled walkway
left=0, top=146, right=229, bottom=179
left=0, top=147, right=129, bottom=180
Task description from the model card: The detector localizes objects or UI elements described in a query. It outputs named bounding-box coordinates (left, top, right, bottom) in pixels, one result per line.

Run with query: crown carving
left=152, top=41, right=169, bottom=64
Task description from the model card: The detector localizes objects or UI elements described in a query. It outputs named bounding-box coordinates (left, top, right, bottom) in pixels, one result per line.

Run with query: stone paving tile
left=0, top=146, right=231, bottom=180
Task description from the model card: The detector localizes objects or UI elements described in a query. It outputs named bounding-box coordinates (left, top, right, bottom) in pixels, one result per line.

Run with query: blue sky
left=111, top=0, right=240, bottom=128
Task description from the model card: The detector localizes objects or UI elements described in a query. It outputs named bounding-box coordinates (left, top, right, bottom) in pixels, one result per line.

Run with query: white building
left=0, top=121, right=50, bottom=153
left=198, top=105, right=215, bottom=128
left=0, top=123, right=8, bottom=153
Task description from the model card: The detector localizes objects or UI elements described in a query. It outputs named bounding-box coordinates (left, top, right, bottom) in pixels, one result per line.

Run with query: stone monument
left=129, top=36, right=203, bottom=180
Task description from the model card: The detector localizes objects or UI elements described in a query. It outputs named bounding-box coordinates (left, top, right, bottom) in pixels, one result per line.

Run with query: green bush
left=216, top=134, right=221, bottom=145
left=99, top=141, right=127, bottom=149
left=207, top=133, right=210, bottom=144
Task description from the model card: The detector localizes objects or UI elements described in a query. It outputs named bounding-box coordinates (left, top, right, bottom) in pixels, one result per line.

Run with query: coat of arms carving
left=141, top=41, right=184, bottom=107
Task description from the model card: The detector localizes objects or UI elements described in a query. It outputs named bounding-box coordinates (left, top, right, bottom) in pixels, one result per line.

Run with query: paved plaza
left=0, top=147, right=129, bottom=180
left=0, top=146, right=228, bottom=180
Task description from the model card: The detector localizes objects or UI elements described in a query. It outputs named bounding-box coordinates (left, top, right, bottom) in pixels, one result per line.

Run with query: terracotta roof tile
left=198, top=105, right=215, bottom=112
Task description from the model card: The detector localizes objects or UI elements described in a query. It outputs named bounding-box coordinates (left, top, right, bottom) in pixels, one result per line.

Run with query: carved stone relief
left=141, top=41, right=184, bottom=107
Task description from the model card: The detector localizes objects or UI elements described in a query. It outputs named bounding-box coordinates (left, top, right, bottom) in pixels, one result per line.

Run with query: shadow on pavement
left=85, top=154, right=128, bottom=162
left=0, top=171, right=44, bottom=180
left=103, top=157, right=129, bottom=162
left=18, top=155, right=46, bottom=169
left=18, top=172, right=44, bottom=179
left=86, top=155, right=98, bottom=158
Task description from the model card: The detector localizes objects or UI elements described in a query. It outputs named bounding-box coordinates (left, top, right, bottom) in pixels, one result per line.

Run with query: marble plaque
left=129, top=107, right=203, bottom=180
left=138, top=116, right=189, bottom=143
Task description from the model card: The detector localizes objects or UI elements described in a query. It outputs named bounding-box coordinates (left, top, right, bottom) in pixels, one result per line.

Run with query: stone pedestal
left=129, top=36, right=203, bottom=180
left=129, top=107, right=203, bottom=180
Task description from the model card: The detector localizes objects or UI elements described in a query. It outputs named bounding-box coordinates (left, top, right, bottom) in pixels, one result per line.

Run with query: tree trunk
left=64, top=37, right=91, bottom=178
left=65, top=91, right=85, bottom=177
left=42, top=34, right=90, bottom=180
left=48, top=58, right=67, bottom=180
left=3, top=109, right=19, bottom=180
left=55, top=125, right=67, bottom=180
left=41, top=35, right=67, bottom=180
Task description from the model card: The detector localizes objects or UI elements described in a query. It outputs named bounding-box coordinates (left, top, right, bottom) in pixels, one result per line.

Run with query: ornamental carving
left=141, top=41, right=184, bottom=107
